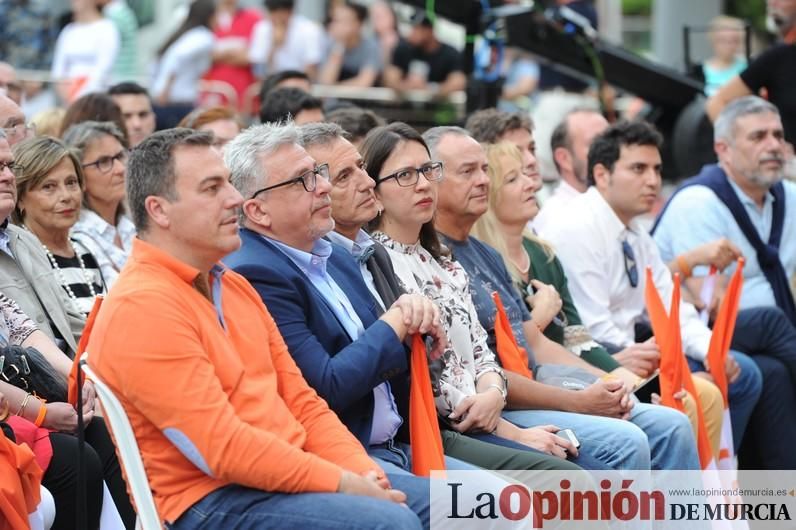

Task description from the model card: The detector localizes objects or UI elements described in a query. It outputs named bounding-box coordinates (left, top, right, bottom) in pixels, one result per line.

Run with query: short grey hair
left=297, top=122, right=346, bottom=150
left=127, top=128, right=214, bottom=233
left=224, top=122, right=299, bottom=201
left=62, top=120, right=126, bottom=161
left=422, top=126, right=471, bottom=159
left=714, top=96, right=780, bottom=144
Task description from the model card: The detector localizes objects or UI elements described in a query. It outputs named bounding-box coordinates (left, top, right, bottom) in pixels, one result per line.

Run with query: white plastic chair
left=80, top=353, right=162, bottom=530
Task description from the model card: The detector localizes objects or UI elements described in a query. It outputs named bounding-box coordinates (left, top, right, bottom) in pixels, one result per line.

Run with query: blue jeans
left=504, top=403, right=700, bottom=471
left=687, top=350, right=762, bottom=448
left=731, top=306, right=796, bottom=468
left=166, top=483, right=423, bottom=530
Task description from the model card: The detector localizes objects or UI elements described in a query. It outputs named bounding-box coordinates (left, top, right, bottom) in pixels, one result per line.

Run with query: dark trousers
left=731, top=306, right=796, bottom=469
left=44, top=418, right=136, bottom=530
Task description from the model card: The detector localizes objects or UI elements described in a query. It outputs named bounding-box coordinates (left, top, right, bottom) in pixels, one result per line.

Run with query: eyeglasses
left=250, top=163, right=330, bottom=198
left=375, top=162, right=444, bottom=187
left=82, top=150, right=128, bottom=173
left=622, top=239, right=638, bottom=288
left=1, top=122, right=35, bottom=141
left=0, top=161, right=23, bottom=174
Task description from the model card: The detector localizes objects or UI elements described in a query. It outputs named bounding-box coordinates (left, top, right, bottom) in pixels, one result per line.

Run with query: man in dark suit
left=222, top=123, right=453, bottom=526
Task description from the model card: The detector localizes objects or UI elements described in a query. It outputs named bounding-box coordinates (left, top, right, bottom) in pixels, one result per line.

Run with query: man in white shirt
left=538, top=120, right=762, bottom=452
left=533, top=108, right=609, bottom=233
left=248, top=0, right=324, bottom=80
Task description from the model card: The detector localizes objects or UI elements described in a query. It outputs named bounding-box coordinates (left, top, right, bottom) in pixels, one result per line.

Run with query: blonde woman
left=472, top=142, right=616, bottom=369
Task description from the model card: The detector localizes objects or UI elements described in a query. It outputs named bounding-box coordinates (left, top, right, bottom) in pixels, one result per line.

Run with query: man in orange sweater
left=87, top=128, right=424, bottom=529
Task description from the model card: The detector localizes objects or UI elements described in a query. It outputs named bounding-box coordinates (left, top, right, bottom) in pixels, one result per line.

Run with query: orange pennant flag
left=645, top=269, right=714, bottom=468
left=491, top=292, right=533, bottom=379
left=68, top=296, right=104, bottom=407
left=706, top=259, right=745, bottom=406
left=409, top=334, right=446, bottom=477
left=645, top=268, right=684, bottom=410
left=0, top=432, right=43, bottom=530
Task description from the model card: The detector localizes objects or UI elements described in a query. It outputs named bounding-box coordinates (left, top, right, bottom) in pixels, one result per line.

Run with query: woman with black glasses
left=362, top=122, right=583, bottom=472
left=63, top=121, right=135, bottom=288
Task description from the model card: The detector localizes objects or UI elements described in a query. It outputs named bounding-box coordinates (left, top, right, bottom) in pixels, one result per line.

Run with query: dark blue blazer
left=224, top=228, right=409, bottom=446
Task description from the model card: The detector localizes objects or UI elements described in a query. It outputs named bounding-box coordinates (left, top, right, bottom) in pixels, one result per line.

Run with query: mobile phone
left=556, top=428, right=581, bottom=449
left=525, top=283, right=566, bottom=327
left=633, top=373, right=661, bottom=404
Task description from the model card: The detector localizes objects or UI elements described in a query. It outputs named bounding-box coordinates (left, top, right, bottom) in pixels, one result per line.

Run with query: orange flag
left=409, top=334, right=446, bottom=477
left=706, top=259, right=745, bottom=406
left=68, top=296, right=104, bottom=407
left=491, top=292, right=534, bottom=379
left=645, top=269, right=684, bottom=410
left=0, top=433, right=43, bottom=530
left=645, top=269, right=714, bottom=468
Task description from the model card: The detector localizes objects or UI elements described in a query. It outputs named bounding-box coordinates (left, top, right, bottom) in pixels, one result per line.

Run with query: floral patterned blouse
left=372, top=231, right=504, bottom=417
left=0, top=292, right=38, bottom=348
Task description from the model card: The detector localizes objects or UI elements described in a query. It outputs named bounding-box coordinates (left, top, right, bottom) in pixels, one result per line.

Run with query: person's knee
left=366, top=502, right=424, bottom=530
left=729, top=351, right=763, bottom=400
left=603, top=420, right=649, bottom=469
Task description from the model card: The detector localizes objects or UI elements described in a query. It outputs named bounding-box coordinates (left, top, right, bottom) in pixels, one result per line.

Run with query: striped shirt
left=50, top=241, right=105, bottom=315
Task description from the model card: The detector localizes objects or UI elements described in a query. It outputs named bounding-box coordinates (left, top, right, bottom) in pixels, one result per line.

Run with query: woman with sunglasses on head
left=63, top=121, right=134, bottom=288
left=362, top=123, right=582, bottom=472
left=12, top=136, right=106, bottom=320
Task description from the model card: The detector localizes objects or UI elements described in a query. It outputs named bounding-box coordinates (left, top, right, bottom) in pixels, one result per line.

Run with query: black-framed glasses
left=82, top=150, right=128, bottom=173
left=375, top=161, right=444, bottom=187
left=0, top=161, right=23, bottom=174
left=622, top=239, right=638, bottom=288
left=250, top=163, right=330, bottom=199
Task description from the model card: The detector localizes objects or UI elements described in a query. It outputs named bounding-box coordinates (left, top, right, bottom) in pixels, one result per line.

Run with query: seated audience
left=151, top=0, right=216, bottom=106
left=12, top=136, right=106, bottom=315
left=62, top=121, right=134, bottom=288
left=423, top=125, right=700, bottom=469
left=317, top=121, right=696, bottom=470
left=249, top=0, right=325, bottom=80
left=325, top=106, right=386, bottom=149
left=383, top=12, right=466, bottom=97
left=0, top=134, right=84, bottom=354
left=320, top=1, right=382, bottom=87
left=222, top=122, right=441, bottom=517
left=537, top=120, right=763, bottom=451
left=0, top=291, right=135, bottom=529
left=177, top=106, right=243, bottom=148
left=653, top=96, right=796, bottom=468
left=260, top=87, right=324, bottom=125
left=87, top=127, right=424, bottom=530
left=59, top=92, right=129, bottom=146
left=108, top=82, right=157, bottom=147
left=361, top=122, right=585, bottom=471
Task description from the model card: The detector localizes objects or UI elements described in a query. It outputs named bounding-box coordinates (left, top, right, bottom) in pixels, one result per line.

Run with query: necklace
left=31, top=230, right=98, bottom=314
left=508, top=251, right=531, bottom=276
